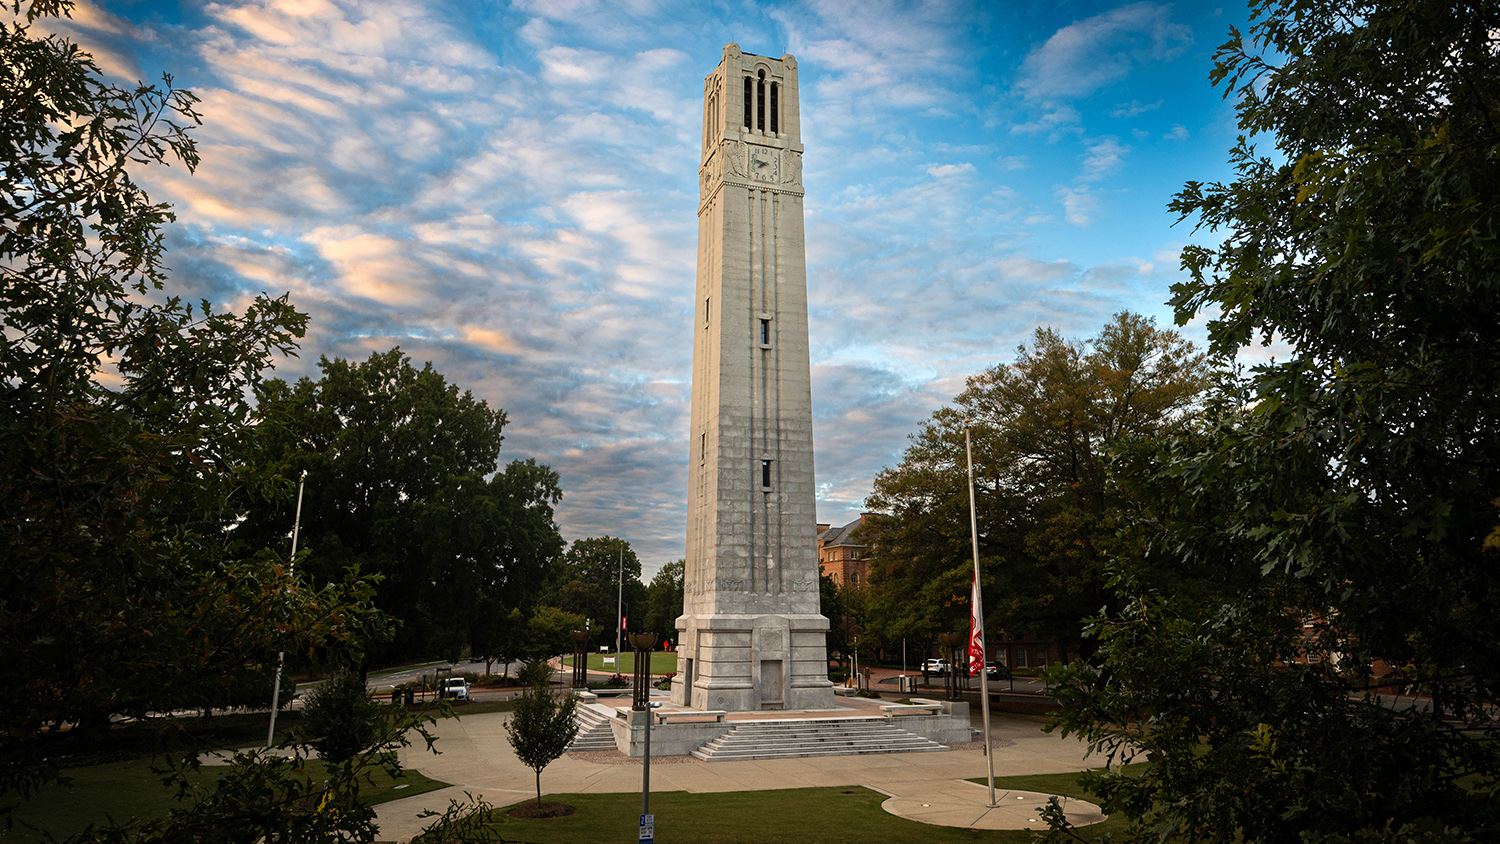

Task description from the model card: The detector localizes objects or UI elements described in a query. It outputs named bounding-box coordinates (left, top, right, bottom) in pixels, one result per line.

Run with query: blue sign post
left=639, top=813, right=655, bottom=843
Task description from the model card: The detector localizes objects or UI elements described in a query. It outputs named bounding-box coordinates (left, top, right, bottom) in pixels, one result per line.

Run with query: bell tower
left=672, top=45, right=834, bottom=712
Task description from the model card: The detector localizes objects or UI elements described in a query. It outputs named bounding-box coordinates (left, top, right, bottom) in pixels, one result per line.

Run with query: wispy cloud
left=57, top=0, right=1240, bottom=574
left=1014, top=3, right=1193, bottom=101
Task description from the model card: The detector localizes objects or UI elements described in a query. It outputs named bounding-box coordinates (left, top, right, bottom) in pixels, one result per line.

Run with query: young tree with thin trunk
left=503, top=661, right=579, bottom=806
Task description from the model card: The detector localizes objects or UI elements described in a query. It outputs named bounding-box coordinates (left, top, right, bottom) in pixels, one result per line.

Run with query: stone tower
left=671, top=45, right=834, bottom=712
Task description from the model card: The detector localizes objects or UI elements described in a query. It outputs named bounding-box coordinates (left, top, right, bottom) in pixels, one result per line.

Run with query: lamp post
left=569, top=630, right=589, bottom=688
left=628, top=632, right=658, bottom=816
left=937, top=632, right=962, bottom=701
left=267, top=470, right=307, bottom=747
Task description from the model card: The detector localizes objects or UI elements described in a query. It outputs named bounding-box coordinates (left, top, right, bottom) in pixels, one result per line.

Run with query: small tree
left=503, top=660, right=578, bottom=806
left=299, top=670, right=383, bottom=765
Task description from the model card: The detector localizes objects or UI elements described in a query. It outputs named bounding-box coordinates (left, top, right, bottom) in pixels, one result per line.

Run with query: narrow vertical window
left=756, top=70, right=765, bottom=132
left=706, top=93, right=717, bottom=149
left=770, top=83, right=779, bottom=134
left=761, top=459, right=772, bottom=488
left=743, top=77, right=752, bottom=128
left=704, top=297, right=710, bottom=326
left=701, top=433, right=706, bottom=461
left=760, top=318, right=770, bottom=345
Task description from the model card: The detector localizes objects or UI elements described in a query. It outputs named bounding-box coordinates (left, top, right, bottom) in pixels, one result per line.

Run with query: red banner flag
left=968, top=570, right=985, bottom=676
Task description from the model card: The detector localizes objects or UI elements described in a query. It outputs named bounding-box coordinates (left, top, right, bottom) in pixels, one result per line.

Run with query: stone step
left=698, top=731, right=936, bottom=748
left=567, top=704, right=618, bottom=752
left=692, top=743, right=947, bottom=762
left=690, top=718, right=947, bottom=761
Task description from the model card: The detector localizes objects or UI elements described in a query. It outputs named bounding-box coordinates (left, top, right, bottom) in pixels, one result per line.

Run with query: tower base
left=670, top=612, right=835, bottom=712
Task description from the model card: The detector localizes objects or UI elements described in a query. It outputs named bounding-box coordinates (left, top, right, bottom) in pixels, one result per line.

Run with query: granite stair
left=690, top=718, right=947, bottom=762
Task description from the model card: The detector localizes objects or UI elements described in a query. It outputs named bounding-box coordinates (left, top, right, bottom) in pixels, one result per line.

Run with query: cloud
left=1009, top=103, right=1081, bottom=137
left=926, top=162, right=975, bottom=179
left=1057, top=186, right=1100, bottom=226
left=55, top=0, right=1230, bottom=576
left=1079, top=137, right=1127, bottom=181
left=1015, top=3, right=1192, bottom=101
left=1164, top=123, right=1189, bottom=140
left=1111, top=98, right=1163, bottom=118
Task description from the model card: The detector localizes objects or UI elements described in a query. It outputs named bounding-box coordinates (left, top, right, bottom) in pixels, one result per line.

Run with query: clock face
left=749, top=147, right=778, bottom=182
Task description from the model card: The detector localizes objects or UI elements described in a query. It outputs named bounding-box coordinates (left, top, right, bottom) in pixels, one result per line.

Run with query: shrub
left=299, top=671, right=382, bottom=764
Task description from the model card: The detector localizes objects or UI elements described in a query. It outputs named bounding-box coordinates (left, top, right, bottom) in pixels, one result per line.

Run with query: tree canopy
left=0, top=0, right=380, bottom=800
left=238, top=348, right=564, bottom=662
left=1050, top=1, right=1500, bottom=841
left=643, top=559, right=685, bottom=644
left=863, top=311, right=1211, bottom=658
left=539, top=536, right=645, bottom=646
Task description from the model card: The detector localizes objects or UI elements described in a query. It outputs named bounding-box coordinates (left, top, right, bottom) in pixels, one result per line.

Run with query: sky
left=49, top=0, right=1256, bottom=579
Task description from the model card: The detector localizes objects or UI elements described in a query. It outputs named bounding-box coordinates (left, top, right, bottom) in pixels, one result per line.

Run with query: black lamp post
left=937, top=632, right=962, bottom=701
left=569, top=630, right=589, bottom=688
left=628, top=632, right=658, bottom=817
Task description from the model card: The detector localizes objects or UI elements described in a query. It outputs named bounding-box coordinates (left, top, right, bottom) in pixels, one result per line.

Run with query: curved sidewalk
left=374, top=708, right=1103, bottom=841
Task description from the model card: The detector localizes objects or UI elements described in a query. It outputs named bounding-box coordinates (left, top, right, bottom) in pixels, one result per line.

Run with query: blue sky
left=53, top=0, right=1254, bottom=577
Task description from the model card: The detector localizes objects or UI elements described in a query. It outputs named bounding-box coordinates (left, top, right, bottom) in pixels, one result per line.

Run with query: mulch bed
left=506, top=800, right=576, bottom=819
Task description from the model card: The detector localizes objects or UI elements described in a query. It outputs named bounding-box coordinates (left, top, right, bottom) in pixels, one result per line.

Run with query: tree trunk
left=535, top=768, right=542, bottom=805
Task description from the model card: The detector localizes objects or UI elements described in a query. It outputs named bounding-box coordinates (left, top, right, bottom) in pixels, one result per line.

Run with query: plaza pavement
left=373, top=701, right=1105, bottom=842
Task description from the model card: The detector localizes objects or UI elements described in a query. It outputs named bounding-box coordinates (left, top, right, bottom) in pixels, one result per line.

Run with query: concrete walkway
left=374, top=707, right=1104, bottom=841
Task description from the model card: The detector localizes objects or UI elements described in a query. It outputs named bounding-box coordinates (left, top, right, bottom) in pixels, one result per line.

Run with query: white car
left=923, top=658, right=950, bottom=677
left=439, top=677, right=470, bottom=701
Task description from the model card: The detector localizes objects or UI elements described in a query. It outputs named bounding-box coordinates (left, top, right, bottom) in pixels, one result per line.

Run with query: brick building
left=816, top=514, right=872, bottom=587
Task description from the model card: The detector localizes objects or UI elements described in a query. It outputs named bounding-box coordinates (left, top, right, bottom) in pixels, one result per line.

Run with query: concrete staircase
left=690, top=718, right=948, bottom=762
left=566, top=704, right=618, bottom=752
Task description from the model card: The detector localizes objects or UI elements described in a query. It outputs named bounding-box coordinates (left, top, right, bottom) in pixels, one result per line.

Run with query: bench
left=654, top=710, right=727, bottom=724
left=880, top=703, right=943, bottom=716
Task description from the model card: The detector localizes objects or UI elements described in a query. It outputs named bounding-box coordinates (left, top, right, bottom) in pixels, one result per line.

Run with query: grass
left=563, top=652, right=680, bottom=675
left=480, top=766, right=1142, bottom=844
left=484, top=786, right=1047, bottom=843
left=1, top=757, right=450, bottom=843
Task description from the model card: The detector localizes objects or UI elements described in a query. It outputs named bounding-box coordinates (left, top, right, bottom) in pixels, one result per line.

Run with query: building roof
left=817, top=515, right=869, bottom=549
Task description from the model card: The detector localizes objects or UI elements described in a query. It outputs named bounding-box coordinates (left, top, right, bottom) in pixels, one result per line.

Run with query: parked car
left=984, top=661, right=1009, bottom=681
left=923, top=658, right=950, bottom=677
left=439, top=677, right=470, bottom=701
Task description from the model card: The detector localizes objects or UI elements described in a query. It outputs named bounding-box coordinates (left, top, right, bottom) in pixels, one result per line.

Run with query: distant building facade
left=816, top=514, right=872, bottom=587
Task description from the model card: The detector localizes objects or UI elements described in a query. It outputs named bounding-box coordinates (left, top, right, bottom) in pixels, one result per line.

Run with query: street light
left=628, top=632, right=659, bottom=819
left=937, top=632, right=963, bottom=702
left=569, top=630, right=590, bottom=688
left=267, top=470, right=307, bottom=747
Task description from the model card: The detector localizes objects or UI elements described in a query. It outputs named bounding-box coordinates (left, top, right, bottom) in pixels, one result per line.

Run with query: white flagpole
left=267, top=470, right=307, bottom=747
left=966, top=424, right=996, bottom=806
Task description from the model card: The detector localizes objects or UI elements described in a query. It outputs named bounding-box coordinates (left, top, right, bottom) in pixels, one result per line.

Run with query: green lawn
left=481, top=786, right=1044, bottom=843
left=1, top=757, right=450, bottom=843
left=564, top=651, right=680, bottom=675
left=479, top=768, right=1132, bottom=844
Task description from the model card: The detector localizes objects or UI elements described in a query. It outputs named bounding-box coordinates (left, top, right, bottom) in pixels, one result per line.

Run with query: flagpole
left=966, top=424, right=996, bottom=807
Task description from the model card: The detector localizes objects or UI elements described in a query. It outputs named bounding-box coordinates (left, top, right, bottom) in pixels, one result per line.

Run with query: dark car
left=984, top=661, right=1009, bottom=681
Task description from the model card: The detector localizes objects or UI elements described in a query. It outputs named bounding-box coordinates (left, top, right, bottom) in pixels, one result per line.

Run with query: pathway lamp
left=628, top=632, right=659, bottom=818
left=569, top=630, right=590, bottom=688
left=937, top=632, right=963, bottom=701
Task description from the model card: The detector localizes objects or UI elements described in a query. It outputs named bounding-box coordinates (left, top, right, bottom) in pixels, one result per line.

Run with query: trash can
left=405, top=688, right=415, bottom=706
left=391, top=689, right=401, bottom=705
